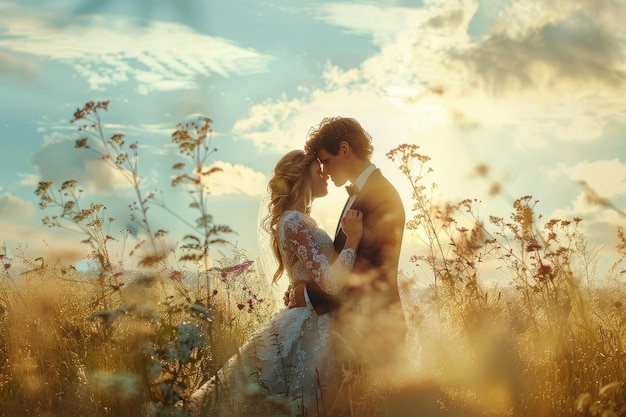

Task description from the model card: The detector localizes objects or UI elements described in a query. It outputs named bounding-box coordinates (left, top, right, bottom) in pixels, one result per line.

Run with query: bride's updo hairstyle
left=264, top=150, right=317, bottom=283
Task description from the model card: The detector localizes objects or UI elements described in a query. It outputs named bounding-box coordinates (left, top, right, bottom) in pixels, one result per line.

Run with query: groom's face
left=316, top=148, right=348, bottom=187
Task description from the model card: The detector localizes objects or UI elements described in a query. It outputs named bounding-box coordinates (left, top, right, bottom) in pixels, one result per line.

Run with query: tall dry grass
left=1, top=104, right=626, bottom=416
left=0, top=249, right=275, bottom=417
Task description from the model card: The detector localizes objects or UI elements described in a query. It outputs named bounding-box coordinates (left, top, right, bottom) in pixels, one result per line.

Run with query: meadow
left=1, top=101, right=625, bottom=417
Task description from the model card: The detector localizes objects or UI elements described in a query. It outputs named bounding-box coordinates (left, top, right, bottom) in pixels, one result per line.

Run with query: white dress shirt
left=342, top=163, right=376, bottom=218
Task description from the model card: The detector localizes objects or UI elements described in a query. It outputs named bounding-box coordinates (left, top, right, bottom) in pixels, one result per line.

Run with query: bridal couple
left=189, top=117, right=406, bottom=416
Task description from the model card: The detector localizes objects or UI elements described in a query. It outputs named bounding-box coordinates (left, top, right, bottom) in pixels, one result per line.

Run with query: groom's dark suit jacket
left=307, top=168, right=406, bottom=336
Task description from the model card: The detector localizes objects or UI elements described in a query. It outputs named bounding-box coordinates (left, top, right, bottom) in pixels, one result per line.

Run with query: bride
left=189, top=150, right=363, bottom=417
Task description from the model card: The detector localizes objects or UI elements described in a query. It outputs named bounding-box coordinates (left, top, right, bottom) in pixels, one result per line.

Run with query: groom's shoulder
left=365, top=170, right=404, bottom=210
left=368, top=169, right=400, bottom=195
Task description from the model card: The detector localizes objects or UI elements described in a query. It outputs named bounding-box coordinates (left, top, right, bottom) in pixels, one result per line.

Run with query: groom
left=290, top=116, right=406, bottom=370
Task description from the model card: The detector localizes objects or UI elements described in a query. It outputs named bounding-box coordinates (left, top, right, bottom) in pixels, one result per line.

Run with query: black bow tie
left=345, top=184, right=358, bottom=197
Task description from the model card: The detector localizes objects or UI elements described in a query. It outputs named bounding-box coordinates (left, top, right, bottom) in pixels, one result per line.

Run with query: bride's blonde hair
left=263, top=150, right=317, bottom=283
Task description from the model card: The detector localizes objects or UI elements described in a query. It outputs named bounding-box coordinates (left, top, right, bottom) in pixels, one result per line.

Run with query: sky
left=1, top=0, right=626, bottom=285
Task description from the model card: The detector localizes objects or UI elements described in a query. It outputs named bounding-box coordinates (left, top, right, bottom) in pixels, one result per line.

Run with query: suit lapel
left=334, top=198, right=349, bottom=252
left=333, top=169, right=381, bottom=252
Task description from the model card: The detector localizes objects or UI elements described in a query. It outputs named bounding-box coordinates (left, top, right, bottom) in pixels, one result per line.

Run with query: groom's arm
left=287, top=281, right=307, bottom=308
left=288, top=281, right=340, bottom=315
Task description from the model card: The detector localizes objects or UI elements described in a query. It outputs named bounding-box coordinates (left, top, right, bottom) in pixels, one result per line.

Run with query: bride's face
left=309, top=160, right=329, bottom=198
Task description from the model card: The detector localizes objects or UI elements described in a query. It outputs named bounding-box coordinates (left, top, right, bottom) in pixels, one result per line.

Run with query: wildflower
left=526, top=243, right=542, bottom=252
left=220, top=260, right=254, bottom=275
left=538, top=264, right=552, bottom=275
left=74, top=137, right=88, bottom=148
left=169, top=270, right=183, bottom=280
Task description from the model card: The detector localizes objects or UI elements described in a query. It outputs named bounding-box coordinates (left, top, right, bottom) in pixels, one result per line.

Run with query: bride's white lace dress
left=189, top=210, right=355, bottom=417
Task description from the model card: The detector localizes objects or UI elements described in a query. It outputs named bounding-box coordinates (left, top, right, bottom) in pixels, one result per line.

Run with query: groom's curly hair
left=264, top=150, right=317, bottom=283
left=305, top=116, right=374, bottom=160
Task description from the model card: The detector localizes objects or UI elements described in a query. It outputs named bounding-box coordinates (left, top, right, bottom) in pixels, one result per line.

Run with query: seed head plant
left=35, top=178, right=117, bottom=278
left=160, top=115, right=234, bottom=271
left=72, top=100, right=169, bottom=269
left=387, top=144, right=499, bottom=313
left=386, top=143, right=626, bottom=416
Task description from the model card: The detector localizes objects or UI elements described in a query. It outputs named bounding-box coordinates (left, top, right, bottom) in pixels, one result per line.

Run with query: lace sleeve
left=281, top=211, right=356, bottom=294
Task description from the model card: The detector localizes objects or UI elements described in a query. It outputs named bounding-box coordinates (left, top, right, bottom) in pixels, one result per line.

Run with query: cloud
left=229, top=0, right=626, bottom=230
left=550, top=160, right=626, bottom=225
left=0, top=50, right=37, bottom=82
left=232, top=96, right=309, bottom=151
left=203, top=161, right=266, bottom=196
left=0, top=219, right=88, bottom=266
left=0, top=2, right=274, bottom=93
left=0, top=192, right=35, bottom=218
left=319, top=0, right=626, bottom=148
left=548, top=197, right=626, bottom=277
left=555, top=159, right=626, bottom=199
left=453, top=12, right=626, bottom=93
left=18, top=173, right=40, bottom=186
left=232, top=87, right=431, bottom=153
left=32, top=133, right=131, bottom=192
left=311, top=3, right=413, bottom=45
left=0, top=220, right=46, bottom=246
left=104, top=122, right=174, bottom=140
left=545, top=158, right=626, bottom=273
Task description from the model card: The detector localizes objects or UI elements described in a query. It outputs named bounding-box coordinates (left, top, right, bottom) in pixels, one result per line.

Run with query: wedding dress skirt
left=189, top=210, right=354, bottom=416
left=189, top=303, right=334, bottom=416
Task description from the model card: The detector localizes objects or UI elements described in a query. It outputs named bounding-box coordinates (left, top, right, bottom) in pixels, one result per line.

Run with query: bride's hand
left=341, top=209, right=363, bottom=243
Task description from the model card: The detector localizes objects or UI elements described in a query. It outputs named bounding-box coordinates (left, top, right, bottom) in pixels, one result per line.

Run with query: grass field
left=1, top=102, right=625, bottom=416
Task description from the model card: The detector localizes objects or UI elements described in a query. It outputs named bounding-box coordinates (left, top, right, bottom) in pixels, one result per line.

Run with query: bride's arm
left=282, top=211, right=361, bottom=294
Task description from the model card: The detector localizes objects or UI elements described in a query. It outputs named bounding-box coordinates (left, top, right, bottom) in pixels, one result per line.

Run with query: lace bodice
left=278, top=210, right=356, bottom=295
